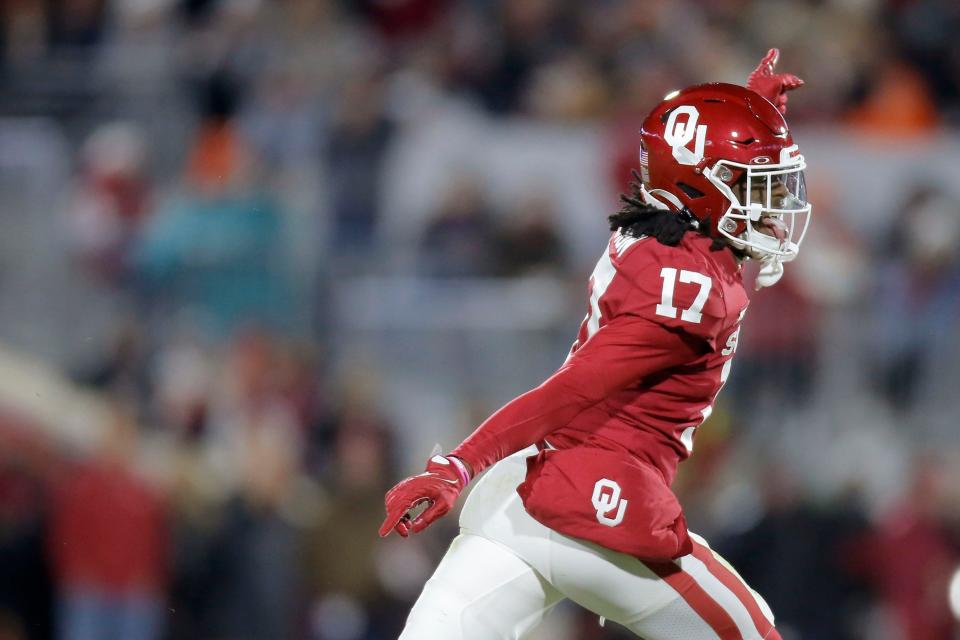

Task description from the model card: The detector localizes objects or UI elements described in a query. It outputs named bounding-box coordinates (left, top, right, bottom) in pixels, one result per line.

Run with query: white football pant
left=399, top=448, right=779, bottom=640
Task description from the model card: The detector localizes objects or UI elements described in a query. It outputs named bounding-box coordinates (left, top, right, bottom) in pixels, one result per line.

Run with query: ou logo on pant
left=591, top=478, right=628, bottom=527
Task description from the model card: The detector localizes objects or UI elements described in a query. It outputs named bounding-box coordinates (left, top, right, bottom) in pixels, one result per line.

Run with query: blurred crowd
left=0, top=0, right=959, bottom=639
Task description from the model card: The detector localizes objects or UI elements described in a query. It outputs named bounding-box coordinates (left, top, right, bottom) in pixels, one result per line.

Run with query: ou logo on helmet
left=592, top=478, right=628, bottom=527
left=664, top=105, right=707, bottom=166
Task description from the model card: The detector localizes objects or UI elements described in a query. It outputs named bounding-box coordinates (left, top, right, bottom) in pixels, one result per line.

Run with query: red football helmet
left=639, top=83, right=810, bottom=261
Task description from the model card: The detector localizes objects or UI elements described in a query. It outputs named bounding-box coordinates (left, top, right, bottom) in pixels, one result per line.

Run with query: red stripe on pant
left=645, top=560, right=743, bottom=640
left=690, top=539, right=778, bottom=639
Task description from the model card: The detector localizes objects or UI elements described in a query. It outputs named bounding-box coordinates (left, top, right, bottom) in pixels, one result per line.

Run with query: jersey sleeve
left=617, top=244, right=727, bottom=350
left=449, top=313, right=703, bottom=476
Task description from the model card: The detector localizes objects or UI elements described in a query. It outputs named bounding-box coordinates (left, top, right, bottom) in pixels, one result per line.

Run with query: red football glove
left=746, top=48, right=804, bottom=115
left=379, top=455, right=471, bottom=538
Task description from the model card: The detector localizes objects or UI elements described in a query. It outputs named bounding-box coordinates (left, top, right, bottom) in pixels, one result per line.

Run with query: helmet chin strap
left=752, top=240, right=799, bottom=289
left=755, top=258, right=784, bottom=290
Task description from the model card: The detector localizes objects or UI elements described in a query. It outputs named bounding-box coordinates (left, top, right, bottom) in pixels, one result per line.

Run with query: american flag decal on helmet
left=639, top=144, right=651, bottom=183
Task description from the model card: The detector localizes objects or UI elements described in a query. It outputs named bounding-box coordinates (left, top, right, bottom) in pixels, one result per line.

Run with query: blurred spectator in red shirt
left=859, top=455, right=960, bottom=640
left=728, top=269, right=820, bottom=430
left=48, top=400, right=167, bottom=640
left=353, top=0, right=450, bottom=45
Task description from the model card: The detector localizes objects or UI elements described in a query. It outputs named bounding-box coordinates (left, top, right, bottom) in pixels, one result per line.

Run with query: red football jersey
left=451, top=229, right=748, bottom=487
left=549, top=230, right=748, bottom=485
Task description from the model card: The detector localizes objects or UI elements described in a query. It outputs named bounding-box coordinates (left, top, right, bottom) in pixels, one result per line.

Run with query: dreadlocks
left=608, top=171, right=728, bottom=251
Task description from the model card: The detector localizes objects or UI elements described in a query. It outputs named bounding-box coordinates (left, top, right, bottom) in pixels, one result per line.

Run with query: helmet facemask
left=705, top=146, right=811, bottom=262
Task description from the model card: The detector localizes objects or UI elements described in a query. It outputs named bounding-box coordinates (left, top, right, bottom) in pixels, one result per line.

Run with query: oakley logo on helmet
left=592, top=478, right=628, bottom=527
left=664, top=105, right=707, bottom=166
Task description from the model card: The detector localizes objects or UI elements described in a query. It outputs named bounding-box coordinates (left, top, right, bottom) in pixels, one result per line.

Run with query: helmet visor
left=744, top=170, right=807, bottom=213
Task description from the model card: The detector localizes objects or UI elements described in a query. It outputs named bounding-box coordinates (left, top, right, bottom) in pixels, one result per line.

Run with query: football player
left=380, top=49, right=808, bottom=640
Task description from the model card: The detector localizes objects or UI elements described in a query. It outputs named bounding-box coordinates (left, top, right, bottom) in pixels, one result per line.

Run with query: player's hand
left=379, top=455, right=470, bottom=538
left=746, top=48, right=804, bottom=115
